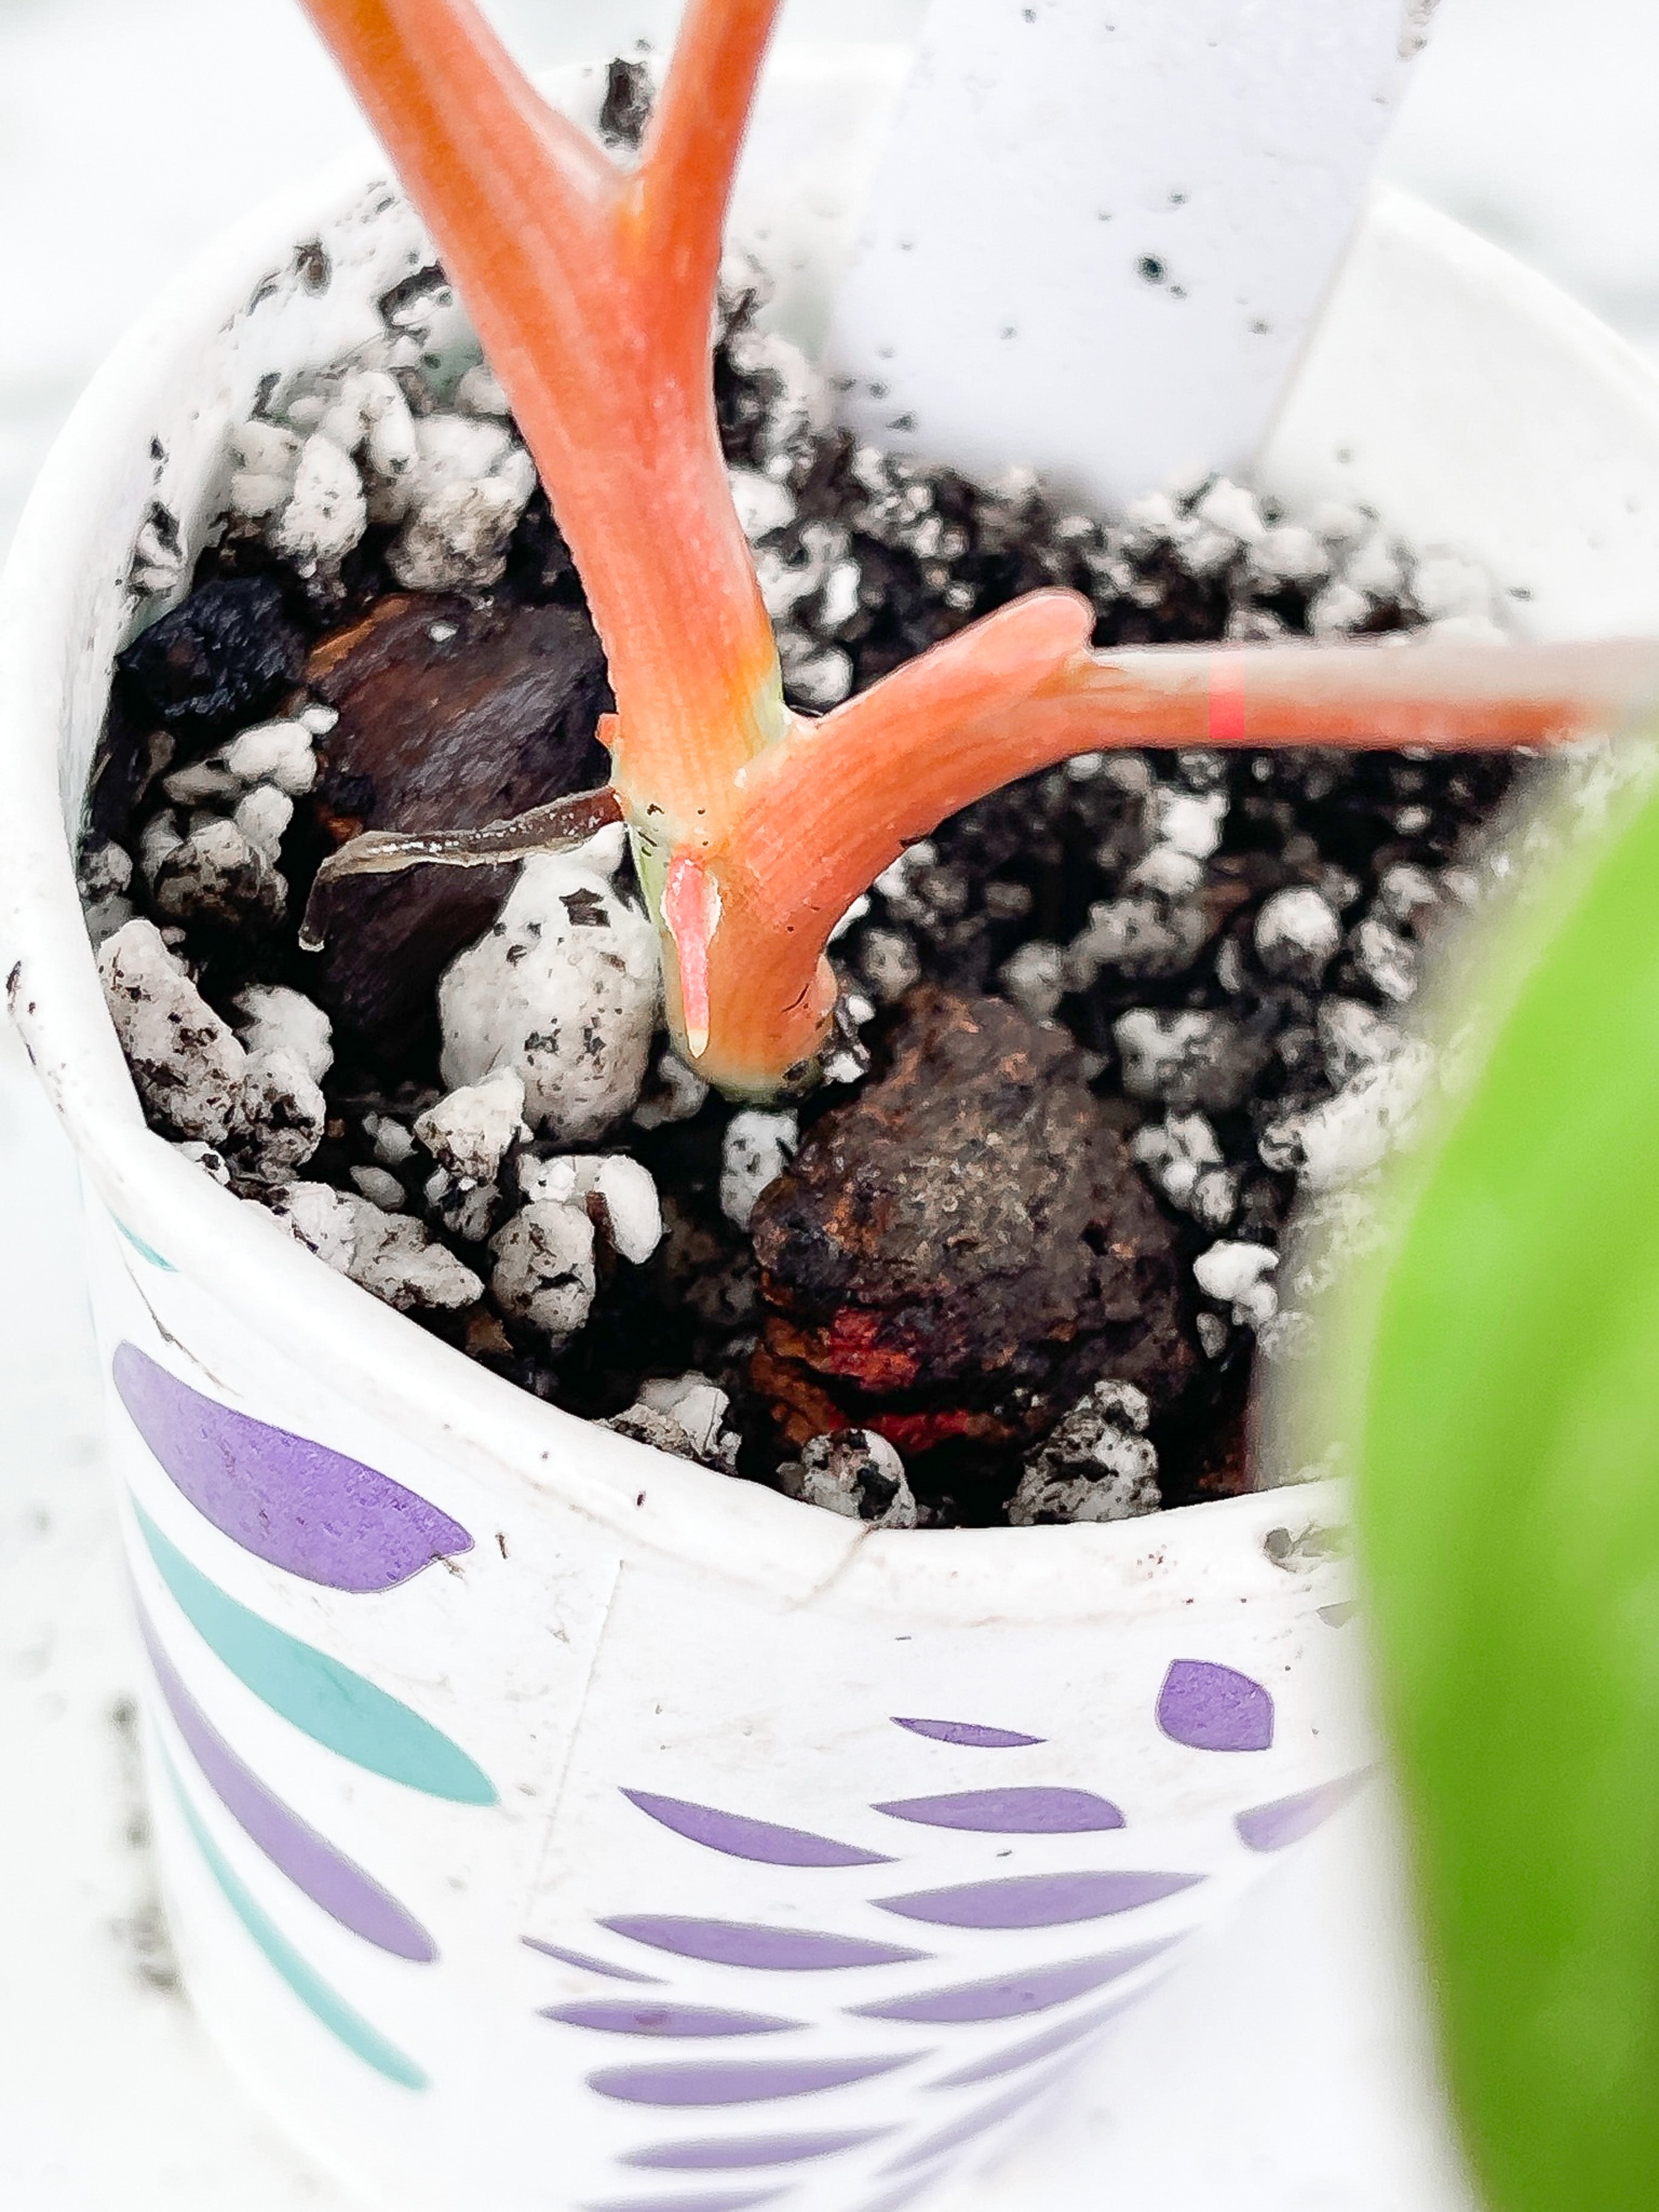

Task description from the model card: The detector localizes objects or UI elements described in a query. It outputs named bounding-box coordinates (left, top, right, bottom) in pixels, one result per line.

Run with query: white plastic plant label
left=826, top=0, right=1437, bottom=510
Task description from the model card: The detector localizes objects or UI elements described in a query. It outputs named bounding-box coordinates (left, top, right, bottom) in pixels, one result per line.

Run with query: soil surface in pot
left=79, top=75, right=1566, bottom=1530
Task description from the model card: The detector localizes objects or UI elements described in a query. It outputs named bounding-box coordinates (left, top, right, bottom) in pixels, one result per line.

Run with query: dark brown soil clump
left=751, top=989, right=1192, bottom=1519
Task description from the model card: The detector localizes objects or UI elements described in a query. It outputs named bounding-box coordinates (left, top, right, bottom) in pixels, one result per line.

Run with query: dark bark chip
left=300, top=593, right=611, bottom=1063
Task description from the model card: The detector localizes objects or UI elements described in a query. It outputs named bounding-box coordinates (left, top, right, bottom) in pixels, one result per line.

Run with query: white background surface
left=5, top=1, right=1658, bottom=2205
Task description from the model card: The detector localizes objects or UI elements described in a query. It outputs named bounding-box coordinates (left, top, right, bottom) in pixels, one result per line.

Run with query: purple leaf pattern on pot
left=624, top=2130, right=893, bottom=2170
left=1235, top=1771, right=1371, bottom=1852
left=1155, top=1659, right=1275, bottom=1752
left=115, top=1341, right=472, bottom=1592
left=874, top=1869, right=1201, bottom=1929
left=873, top=1789, right=1124, bottom=1835
left=879, top=2065, right=1071, bottom=2173
left=545, top=2001, right=803, bottom=2038
left=622, top=1790, right=893, bottom=1867
left=118, top=1361, right=1332, bottom=2197
left=581, top=2194, right=791, bottom=2212
left=524, top=1936, right=665, bottom=1985
left=847, top=1938, right=1180, bottom=2024
left=138, top=1601, right=437, bottom=1962
left=927, top=1991, right=1146, bottom=2088
left=562, top=1658, right=1326, bottom=2197
left=856, top=2182, right=943, bottom=2212
left=162, top=1748, right=427, bottom=2090
left=599, top=1919, right=930, bottom=1971
left=588, top=2056, right=917, bottom=2107
left=891, top=1718, right=1045, bottom=1749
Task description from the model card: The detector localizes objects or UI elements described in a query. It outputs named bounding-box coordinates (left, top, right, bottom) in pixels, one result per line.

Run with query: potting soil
left=81, top=182, right=1571, bottom=1530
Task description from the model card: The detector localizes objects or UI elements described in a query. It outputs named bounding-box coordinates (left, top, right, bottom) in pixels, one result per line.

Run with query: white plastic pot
left=6, top=44, right=1659, bottom=2212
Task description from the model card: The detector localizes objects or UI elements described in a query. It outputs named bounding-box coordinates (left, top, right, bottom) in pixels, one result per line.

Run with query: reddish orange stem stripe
left=1208, top=663, right=1249, bottom=746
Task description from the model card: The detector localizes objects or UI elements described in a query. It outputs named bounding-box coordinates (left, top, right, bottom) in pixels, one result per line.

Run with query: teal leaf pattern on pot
left=164, top=1748, right=428, bottom=2090
left=115, top=1217, right=175, bottom=1270
left=132, top=1498, right=496, bottom=1805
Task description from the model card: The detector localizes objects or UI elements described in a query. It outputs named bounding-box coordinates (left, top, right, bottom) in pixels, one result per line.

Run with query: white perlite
left=998, top=940, right=1066, bottom=1023
left=1317, top=996, right=1405, bottom=1085
left=137, top=810, right=183, bottom=887
left=439, top=845, right=659, bottom=1143
left=152, top=817, right=287, bottom=932
left=723, top=323, right=828, bottom=474
left=227, top=419, right=302, bottom=522
left=1129, top=1112, right=1237, bottom=1232
left=637, top=1375, right=740, bottom=1472
left=1258, top=1040, right=1434, bottom=1191
left=78, top=839, right=136, bottom=945
left=387, top=415, right=537, bottom=591
left=755, top=517, right=840, bottom=623
left=1376, top=862, right=1441, bottom=928
left=370, top=1117, right=417, bottom=1167
left=599, top=1401, right=716, bottom=1466
left=1128, top=843, right=1203, bottom=900
left=233, top=785, right=294, bottom=862
left=490, top=1202, right=597, bottom=1348
left=632, top=1049, right=710, bottom=1131
left=414, top=1069, right=527, bottom=1186
left=517, top=1154, right=663, bottom=1266
left=720, top=1109, right=799, bottom=1230
left=230, top=1049, right=327, bottom=1186
left=317, top=368, right=418, bottom=507
left=1192, top=476, right=1266, bottom=546
left=261, top=1181, right=359, bottom=1273
left=222, top=719, right=318, bottom=795
left=98, top=920, right=247, bottom=1144
left=1351, top=914, right=1418, bottom=1003
left=453, top=362, right=510, bottom=417
left=174, top=1140, right=231, bottom=1186
left=1008, top=1381, right=1160, bottom=1527
left=1113, top=1007, right=1260, bottom=1112
left=233, top=985, right=333, bottom=1086
left=1193, top=1241, right=1280, bottom=1329
left=1308, top=579, right=1372, bottom=640
left=778, top=1430, right=919, bottom=1530
left=270, top=432, right=367, bottom=571
left=1247, top=523, right=1330, bottom=590
left=1065, top=896, right=1211, bottom=988
left=1254, top=886, right=1341, bottom=981
left=350, top=1204, right=484, bottom=1313
left=857, top=927, right=923, bottom=1007
left=424, top=1170, right=504, bottom=1246
left=729, top=467, right=795, bottom=541
left=599, top=1378, right=740, bottom=1474
left=350, top=1164, right=407, bottom=1212
left=1146, top=785, right=1227, bottom=860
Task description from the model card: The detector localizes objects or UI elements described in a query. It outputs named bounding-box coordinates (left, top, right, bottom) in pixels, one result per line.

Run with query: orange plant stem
left=297, top=2, right=1659, bottom=1101
left=687, top=626, right=1659, bottom=1094
left=300, top=0, right=787, bottom=840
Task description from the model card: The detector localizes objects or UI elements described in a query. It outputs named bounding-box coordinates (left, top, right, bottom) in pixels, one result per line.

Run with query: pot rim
left=3, top=70, right=1632, bottom=1611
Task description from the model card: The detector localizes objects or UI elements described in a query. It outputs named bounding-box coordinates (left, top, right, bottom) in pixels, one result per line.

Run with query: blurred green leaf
left=1341, top=748, right=1659, bottom=2211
